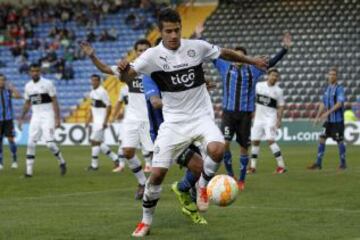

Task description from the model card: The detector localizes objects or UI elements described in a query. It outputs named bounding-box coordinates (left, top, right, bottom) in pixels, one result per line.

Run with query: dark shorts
left=176, top=144, right=201, bottom=167
left=221, top=111, right=252, bottom=148
left=0, top=120, right=15, bottom=138
left=320, top=122, right=344, bottom=142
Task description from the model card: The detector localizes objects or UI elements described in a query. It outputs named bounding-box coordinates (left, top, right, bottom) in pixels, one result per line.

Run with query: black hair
left=234, top=46, right=247, bottom=55
left=0, top=73, right=5, bottom=79
left=268, top=68, right=279, bottom=74
left=91, top=74, right=101, bottom=81
left=134, top=39, right=151, bottom=50
left=155, top=37, right=162, bottom=46
left=329, top=66, right=337, bottom=73
left=158, top=8, right=181, bottom=30
left=30, top=63, right=41, bottom=69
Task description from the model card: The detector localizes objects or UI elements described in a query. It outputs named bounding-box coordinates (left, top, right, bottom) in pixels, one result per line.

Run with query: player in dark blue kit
left=143, top=68, right=207, bottom=224
left=213, top=33, right=292, bottom=190
left=0, top=74, right=22, bottom=170
left=308, top=67, right=347, bottom=170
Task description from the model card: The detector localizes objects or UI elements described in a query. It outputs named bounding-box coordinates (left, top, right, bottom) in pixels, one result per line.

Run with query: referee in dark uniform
left=308, top=67, right=347, bottom=170
left=0, top=74, right=22, bottom=170
left=213, top=33, right=292, bottom=190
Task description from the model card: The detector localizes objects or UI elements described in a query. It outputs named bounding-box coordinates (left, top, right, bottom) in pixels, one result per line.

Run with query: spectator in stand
left=99, top=29, right=116, bottom=41
left=18, top=56, right=30, bottom=74
left=86, top=29, right=97, bottom=42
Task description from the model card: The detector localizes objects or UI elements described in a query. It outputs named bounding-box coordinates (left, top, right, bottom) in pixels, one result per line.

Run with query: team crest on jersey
left=163, top=64, right=170, bottom=70
left=187, top=49, right=196, bottom=58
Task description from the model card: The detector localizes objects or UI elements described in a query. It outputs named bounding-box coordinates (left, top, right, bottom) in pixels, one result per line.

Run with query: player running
left=115, top=8, right=267, bottom=237
left=19, top=63, right=67, bottom=177
left=81, top=39, right=153, bottom=200
left=212, top=32, right=292, bottom=190
left=0, top=74, right=22, bottom=170
left=86, top=74, right=120, bottom=171
left=308, top=67, right=347, bottom=170
left=248, top=68, right=286, bottom=174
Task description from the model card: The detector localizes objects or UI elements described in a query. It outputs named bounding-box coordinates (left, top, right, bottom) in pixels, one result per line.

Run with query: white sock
left=26, top=141, right=36, bottom=175
left=269, top=143, right=285, bottom=168
left=100, top=143, right=118, bottom=162
left=142, top=150, right=152, bottom=166
left=251, top=145, right=260, bottom=169
left=26, top=157, right=34, bottom=175
left=91, top=146, right=101, bottom=168
left=142, top=182, right=162, bottom=225
left=127, top=156, right=147, bottom=185
left=117, top=148, right=125, bottom=166
left=199, top=156, right=220, bottom=188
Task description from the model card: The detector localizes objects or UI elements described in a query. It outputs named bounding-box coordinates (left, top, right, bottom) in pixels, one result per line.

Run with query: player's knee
left=148, top=168, right=167, bottom=185
left=207, top=142, right=225, bottom=162
left=123, top=148, right=135, bottom=159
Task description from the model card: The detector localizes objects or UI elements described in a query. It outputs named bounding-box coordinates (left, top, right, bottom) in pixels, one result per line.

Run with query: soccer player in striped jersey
left=19, top=63, right=67, bottom=177
left=86, top=74, right=120, bottom=171
left=248, top=68, right=286, bottom=174
left=0, top=74, right=22, bottom=170
left=213, top=32, right=292, bottom=190
left=308, top=67, right=347, bottom=170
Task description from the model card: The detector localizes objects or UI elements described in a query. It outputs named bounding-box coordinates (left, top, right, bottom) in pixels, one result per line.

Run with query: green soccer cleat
left=181, top=207, right=208, bottom=224
left=171, top=182, right=197, bottom=212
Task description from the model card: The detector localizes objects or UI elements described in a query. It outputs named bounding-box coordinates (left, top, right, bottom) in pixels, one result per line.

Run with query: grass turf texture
left=0, top=145, right=359, bottom=240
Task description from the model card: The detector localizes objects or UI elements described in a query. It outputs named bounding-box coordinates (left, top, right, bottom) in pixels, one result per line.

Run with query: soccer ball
left=207, top=175, right=238, bottom=207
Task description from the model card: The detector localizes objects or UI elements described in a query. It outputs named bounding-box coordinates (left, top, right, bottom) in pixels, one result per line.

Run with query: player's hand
left=17, top=119, right=23, bottom=131
left=312, top=117, right=321, bottom=126
left=55, top=118, right=61, bottom=128
left=282, top=32, right=293, bottom=49
left=103, top=123, right=108, bottom=130
left=320, top=111, right=330, bottom=121
left=80, top=41, right=95, bottom=57
left=117, top=112, right=124, bottom=120
left=117, top=59, right=130, bottom=71
left=253, top=56, right=268, bottom=70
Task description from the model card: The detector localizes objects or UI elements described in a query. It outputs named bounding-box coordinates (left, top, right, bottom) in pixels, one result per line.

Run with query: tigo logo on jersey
left=170, top=69, right=195, bottom=87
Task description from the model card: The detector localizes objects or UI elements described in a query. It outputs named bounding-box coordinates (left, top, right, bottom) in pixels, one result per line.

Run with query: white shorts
left=152, top=115, right=224, bottom=169
left=251, top=122, right=277, bottom=141
left=119, top=120, right=153, bottom=152
left=28, top=116, right=55, bottom=143
left=90, top=124, right=105, bottom=142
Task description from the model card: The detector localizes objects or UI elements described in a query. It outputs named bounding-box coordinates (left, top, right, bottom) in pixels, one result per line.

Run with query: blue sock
left=223, top=151, right=234, bottom=177
left=9, top=141, right=17, bottom=162
left=178, top=169, right=197, bottom=192
left=239, top=155, right=249, bottom=182
left=0, top=138, right=3, bottom=165
left=315, top=143, right=325, bottom=167
left=338, top=142, right=346, bottom=167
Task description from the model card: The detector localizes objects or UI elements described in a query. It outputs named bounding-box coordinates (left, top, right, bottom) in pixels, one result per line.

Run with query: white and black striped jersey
left=254, top=81, right=284, bottom=125
left=90, top=86, right=110, bottom=125
left=24, top=77, right=56, bottom=118
left=131, top=39, right=221, bottom=122
left=112, top=66, right=149, bottom=122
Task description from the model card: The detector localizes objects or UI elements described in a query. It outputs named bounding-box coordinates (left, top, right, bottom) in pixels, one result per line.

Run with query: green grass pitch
left=0, top=145, right=359, bottom=240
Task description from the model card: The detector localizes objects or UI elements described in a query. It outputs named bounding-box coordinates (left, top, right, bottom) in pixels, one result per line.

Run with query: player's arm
left=81, top=41, right=115, bottom=75
left=85, top=107, right=92, bottom=128
left=314, top=103, right=325, bottom=124
left=268, top=32, right=292, bottom=68
left=51, top=96, right=61, bottom=128
left=112, top=100, right=124, bottom=120
left=8, top=83, right=22, bottom=99
left=104, top=105, right=111, bottom=129
left=143, top=75, right=162, bottom=109
left=219, top=48, right=268, bottom=70
left=276, top=89, right=285, bottom=128
left=19, top=100, right=31, bottom=130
